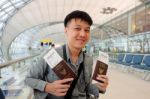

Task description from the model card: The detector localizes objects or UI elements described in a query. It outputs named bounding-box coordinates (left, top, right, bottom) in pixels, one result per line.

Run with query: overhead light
left=100, top=7, right=117, bottom=14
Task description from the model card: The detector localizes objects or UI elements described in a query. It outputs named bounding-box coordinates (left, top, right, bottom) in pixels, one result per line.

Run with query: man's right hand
left=44, top=78, right=73, bottom=96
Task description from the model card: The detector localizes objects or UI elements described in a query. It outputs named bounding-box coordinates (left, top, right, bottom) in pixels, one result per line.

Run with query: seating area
left=117, top=54, right=125, bottom=64
left=122, top=54, right=133, bottom=66
left=109, top=53, right=150, bottom=81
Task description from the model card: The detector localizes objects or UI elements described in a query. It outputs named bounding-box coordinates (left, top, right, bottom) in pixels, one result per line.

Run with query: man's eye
left=75, top=28, right=81, bottom=30
left=85, top=29, right=90, bottom=33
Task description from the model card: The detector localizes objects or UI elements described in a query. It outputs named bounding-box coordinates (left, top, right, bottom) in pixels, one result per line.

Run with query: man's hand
left=44, top=78, right=73, bottom=96
left=95, top=75, right=109, bottom=92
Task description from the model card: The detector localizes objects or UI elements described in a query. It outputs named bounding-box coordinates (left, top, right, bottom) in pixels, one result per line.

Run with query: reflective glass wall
left=91, top=2, right=150, bottom=54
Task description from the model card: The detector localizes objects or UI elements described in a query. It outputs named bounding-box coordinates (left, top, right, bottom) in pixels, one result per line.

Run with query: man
left=25, top=10, right=108, bottom=99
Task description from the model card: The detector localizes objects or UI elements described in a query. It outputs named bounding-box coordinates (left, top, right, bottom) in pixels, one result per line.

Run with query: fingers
left=52, top=88, right=68, bottom=96
left=97, top=74, right=107, bottom=78
left=45, top=78, right=74, bottom=96
left=57, top=88, right=68, bottom=93
left=96, top=82, right=106, bottom=88
left=58, top=78, right=74, bottom=84
left=54, top=78, right=74, bottom=90
left=96, top=75, right=108, bottom=83
left=55, top=84, right=70, bottom=89
left=96, top=75, right=109, bottom=92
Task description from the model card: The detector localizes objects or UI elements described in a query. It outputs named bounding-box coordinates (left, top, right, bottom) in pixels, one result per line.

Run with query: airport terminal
left=0, top=0, right=150, bottom=99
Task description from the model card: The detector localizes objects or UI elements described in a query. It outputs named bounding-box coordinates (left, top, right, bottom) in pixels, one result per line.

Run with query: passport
left=92, top=51, right=109, bottom=83
left=52, top=60, right=76, bottom=79
left=92, top=60, right=108, bottom=82
left=44, top=48, right=76, bottom=79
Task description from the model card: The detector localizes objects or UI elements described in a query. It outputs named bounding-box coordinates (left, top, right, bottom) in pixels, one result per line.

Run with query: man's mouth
left=77, top=39, right=85, bottom=43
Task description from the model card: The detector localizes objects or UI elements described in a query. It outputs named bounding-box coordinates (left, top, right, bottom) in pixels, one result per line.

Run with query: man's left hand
left=95, top=75, right=109, bottom=92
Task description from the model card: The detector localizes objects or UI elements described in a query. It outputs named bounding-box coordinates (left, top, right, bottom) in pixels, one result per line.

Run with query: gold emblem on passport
left=98, top=64, right=105, bottom=74
left=60, top=68, right=67, bottom=75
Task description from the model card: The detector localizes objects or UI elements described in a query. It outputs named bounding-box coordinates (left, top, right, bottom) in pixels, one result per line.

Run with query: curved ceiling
left=1, top=0, right=142, bottom=57
left=3, top=0, right=142, bottom=43
left=31, top=23, right=66, bottom=44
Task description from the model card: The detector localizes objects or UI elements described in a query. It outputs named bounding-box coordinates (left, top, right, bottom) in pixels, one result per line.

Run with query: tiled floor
left=100, top=66, right=150, bottom=99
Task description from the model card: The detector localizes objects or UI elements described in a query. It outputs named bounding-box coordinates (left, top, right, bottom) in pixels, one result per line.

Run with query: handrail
left=0, top=54, right=40, bottom=69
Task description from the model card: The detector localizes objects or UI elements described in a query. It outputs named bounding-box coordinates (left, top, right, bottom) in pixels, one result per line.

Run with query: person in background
left=25, top=10, right=109, bottom=99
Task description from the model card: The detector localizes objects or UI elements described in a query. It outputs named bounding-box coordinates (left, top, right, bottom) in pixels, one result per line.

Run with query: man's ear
left=64, top=27, right=68, bottom=34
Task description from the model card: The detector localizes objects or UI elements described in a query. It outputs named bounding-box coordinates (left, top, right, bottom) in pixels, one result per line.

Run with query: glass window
left=7, top=9, right=15, bottom=15
left=0, top=11, right=5, bottom=17
left=144, top=3, right=150, bottom=32
left=5, top=6, right=15, bottom=13
left=1, top=2, right=11, bottom=9
left=111, top=17, right=128, bottom=34
left=0, top=31, right=2, bottom=37
left=11, top=0, right=25, bottom=4
left=127, top=33, right=150, bottom=53
left=131, top=2, right=150, bottom=34
left=1, top=14, right=9, bottom=21
left=0, top=0, right=6, bottom=5
left=0, top=23, right=4, bottom=29
left=14, top=1, right=24, bottom=7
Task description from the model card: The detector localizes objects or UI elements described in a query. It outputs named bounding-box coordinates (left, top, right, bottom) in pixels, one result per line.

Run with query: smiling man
left=25, top=10, right=109, bottom=99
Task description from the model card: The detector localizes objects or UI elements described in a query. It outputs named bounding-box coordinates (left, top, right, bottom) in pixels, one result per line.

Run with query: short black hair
left=64, top=10, right=93, bottom=27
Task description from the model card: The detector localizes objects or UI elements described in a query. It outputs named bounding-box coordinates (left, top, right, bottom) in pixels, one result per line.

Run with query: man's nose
left=80, top=30, right=86, bottom=37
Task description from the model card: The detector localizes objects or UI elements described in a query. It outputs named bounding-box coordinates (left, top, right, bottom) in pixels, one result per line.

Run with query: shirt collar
left=65, top=44, right=84, bottom=65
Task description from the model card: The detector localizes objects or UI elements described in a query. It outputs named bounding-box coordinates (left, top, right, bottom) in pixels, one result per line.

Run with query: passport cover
left=92, top=60, right=108, bottom=82
left=52, top=60, right=76, bottom=79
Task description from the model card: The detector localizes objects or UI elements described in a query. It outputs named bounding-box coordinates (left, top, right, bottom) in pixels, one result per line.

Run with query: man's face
left=65, top=19, right=90, bottom=50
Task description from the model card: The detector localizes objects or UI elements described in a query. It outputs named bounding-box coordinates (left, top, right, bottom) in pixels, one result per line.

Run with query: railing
left=0, top=54, right=40, bottom=99
left=0, top=54, right=39, bottom=69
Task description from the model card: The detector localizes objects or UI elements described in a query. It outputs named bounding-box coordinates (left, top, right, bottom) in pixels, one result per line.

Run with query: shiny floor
left=100, top=64, right=150, bottom=99
left=1, top=62, right=150, bottom=99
